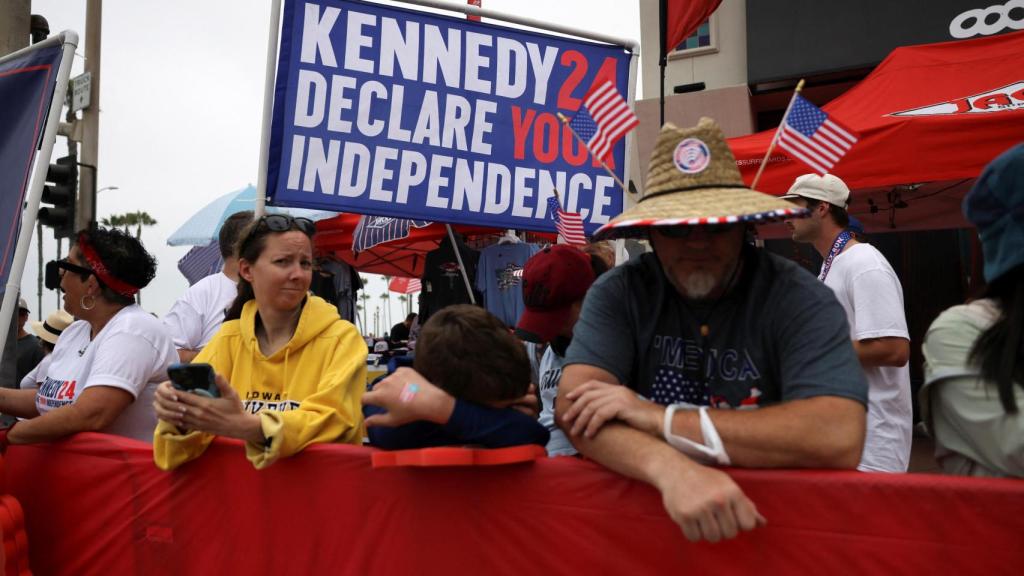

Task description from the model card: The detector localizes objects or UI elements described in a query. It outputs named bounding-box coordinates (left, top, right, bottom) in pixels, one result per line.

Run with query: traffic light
left=39, top=154, right=78, bottom=239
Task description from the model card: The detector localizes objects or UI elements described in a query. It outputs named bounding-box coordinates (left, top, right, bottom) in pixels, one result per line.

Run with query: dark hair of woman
left=224, top=215, right=316, bottom=321
left=969, top=263, right=1024, bottom=413
left=76, top=227, right=157, bottom=305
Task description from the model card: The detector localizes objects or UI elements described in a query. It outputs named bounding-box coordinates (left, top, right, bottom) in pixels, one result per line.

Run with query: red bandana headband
left=78, top=238, right=140, bottom=296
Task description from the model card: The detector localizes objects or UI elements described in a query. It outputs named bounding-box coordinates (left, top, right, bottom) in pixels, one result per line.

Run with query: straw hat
left=593, top=117, right=806, bottom=240
left=31, top=309, right=74, bottom=345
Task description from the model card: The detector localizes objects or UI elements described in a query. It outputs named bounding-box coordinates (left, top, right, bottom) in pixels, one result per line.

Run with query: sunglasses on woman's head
left=44, top=259, right=94, bottom=290
left=259, top=214, right=316, bottom=236
left=654, top=223, right=739, bottom=239
left=239, top=214, right=316, bottom=252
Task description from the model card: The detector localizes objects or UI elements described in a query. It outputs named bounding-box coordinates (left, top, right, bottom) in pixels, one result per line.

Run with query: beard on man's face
left=679, top=270, right=718, bottom=300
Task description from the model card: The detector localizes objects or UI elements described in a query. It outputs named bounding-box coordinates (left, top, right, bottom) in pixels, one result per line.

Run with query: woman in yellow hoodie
left=152, top=214, right=366, bottom=469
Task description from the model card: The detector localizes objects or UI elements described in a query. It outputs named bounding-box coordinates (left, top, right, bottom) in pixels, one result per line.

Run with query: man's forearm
left=853, top=337, right=909, bottom=368
left=668, top=397, right=866, bottom=469
left=568, top=418, right=698, bottom=490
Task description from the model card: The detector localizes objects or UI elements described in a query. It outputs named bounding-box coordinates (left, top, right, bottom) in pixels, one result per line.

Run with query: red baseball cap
left=515, top=245, right=596, bottom=344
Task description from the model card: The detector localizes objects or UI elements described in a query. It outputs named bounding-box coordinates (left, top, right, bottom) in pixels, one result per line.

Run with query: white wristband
left=662, top=404, right=731, bottom=466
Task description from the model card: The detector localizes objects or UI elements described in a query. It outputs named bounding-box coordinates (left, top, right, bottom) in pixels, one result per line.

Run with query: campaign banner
left=0, top=44, right=62, bottom=288
left=267, top=0, right=634, bottom=233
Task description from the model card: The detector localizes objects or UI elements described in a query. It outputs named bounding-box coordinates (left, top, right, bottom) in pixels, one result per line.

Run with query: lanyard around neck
left=818, top=230, right=853, bottom=282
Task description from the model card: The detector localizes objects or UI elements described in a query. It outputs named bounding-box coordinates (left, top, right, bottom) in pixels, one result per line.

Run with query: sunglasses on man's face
left=44, top=259, right=94, bottom=291
left=654, top=223, right=739, bottom=239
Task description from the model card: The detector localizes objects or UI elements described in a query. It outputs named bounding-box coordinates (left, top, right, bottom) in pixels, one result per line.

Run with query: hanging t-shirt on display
left=420, top=236, right=482, bottom=321
left=475, top=242, right=540, bottom=326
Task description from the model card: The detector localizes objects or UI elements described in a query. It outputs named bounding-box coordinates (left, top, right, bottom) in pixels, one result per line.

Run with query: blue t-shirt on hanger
left=475, top=242, right=540, bottom=326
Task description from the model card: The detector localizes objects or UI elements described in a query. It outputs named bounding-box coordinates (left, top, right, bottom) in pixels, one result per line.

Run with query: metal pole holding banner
left=390, top=0, right=638, bottom=51
left=444, top=224, right=476, bottom=305
left=0, top=31, right=79, bottom=365
left=255, top=0, right=283, bottom=218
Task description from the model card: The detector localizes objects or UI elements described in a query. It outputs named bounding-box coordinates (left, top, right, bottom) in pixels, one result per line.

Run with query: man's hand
left=655, top=457, right=767, bottom=542
left=561, top=380, right=663, bottom=439
left=362, top=367, right=456, bottom=427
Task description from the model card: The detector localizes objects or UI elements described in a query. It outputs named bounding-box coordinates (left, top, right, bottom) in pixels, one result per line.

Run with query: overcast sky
left=22, top=0, right=641, bottom=335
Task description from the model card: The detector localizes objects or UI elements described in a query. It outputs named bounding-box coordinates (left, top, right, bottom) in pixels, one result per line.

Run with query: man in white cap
left=782, top=174, right=911, bottom=473
left=557, top=118, right=868, bottom=543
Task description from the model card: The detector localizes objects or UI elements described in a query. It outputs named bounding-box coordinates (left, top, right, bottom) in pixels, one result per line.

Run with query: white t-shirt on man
left=30, top=304, right=177, bottom=442
left=162, top=271, right=237, bottom=350
left=823, top=243, right=912, bottom=472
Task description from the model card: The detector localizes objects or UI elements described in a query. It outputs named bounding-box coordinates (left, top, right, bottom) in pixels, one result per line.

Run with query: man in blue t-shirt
left=559, top=119, right=868, bottom=544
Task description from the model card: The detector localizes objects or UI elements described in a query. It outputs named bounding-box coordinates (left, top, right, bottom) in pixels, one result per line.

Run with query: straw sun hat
left=593, top=117, right=806, bottom=240
left=31, top=309, right=74, bottom=345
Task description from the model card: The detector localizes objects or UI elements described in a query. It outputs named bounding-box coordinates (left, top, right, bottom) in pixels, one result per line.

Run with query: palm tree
left=102, top=211, right=157, bottom=241
left=101, top=211, right=158, bottom=306
left=381, top=275, right=393, bottom=327
left=379, top=292, right=391, bottom=330
left=99, top=214, right=125, bottom=228
left=397, top=294, right=409, bottom=318
left=359, top=292, right=371, bottom=335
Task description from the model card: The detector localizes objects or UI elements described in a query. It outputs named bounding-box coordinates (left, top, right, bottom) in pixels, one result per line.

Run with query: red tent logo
left=888, top=81, right=1024, bottom=116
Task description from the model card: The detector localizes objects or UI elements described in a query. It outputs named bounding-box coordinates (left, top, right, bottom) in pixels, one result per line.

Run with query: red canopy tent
left=314, top=214, right=495, bottom=277
left=729, top=30, right=1024, bottom=234
left=314, top=214, right=555, bottom=277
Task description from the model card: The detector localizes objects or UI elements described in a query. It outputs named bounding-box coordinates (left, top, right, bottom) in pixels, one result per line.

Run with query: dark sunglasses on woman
left=44, top=259, right=94, bottom=291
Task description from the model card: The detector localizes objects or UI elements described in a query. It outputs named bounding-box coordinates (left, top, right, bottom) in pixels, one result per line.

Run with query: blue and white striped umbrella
left=177, top=241, right=224, bottom=285
left=166, top=185, right=336, bottom=247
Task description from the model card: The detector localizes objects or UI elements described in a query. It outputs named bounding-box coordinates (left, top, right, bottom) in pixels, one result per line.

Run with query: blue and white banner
left=0, top=44, right=62, bottom=288
left=267, top=0, right=634, bottom=233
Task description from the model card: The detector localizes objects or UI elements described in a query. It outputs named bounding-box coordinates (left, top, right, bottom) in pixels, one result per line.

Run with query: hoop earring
left=80, top=294, right=96, bottom=311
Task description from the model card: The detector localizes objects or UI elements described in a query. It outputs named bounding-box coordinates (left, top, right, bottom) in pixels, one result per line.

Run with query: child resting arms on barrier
left=362, top=304, right=549, bottom=450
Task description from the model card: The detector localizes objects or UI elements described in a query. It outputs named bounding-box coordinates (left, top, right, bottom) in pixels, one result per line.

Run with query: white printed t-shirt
left=823, top=243, right=912, bottom=472
left=34, top=304, right=177, bottom=442
left=537, top=346, right=576, bottom=457
left=162, top=272, right=237, bottom=350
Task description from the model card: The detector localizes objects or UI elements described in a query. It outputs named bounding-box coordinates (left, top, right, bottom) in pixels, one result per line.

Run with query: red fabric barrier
left=5, top=433, right=1024, bottom=575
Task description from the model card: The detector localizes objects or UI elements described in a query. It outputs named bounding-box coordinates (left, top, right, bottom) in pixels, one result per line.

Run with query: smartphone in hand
left=168, top=363, right=220, bottom=398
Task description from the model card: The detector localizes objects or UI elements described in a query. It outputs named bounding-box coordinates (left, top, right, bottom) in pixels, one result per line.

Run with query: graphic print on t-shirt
left=36, top=376, right=77, bottom=409
left=651, top=335, right=763, bottom=408
left=437, top=262, right=462, bottom=290
left=496, top=262, right=524, bottom=290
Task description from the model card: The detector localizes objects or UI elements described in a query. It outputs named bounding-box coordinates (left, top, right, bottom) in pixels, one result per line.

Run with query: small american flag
left=778, top=95, right=859, bottom=175
left=353, top=215, right=432, bottom=254
left=567, top=80, right=638, bottom=164
left=388, top=276, right=422, bottom=294
left=547, top=197, right=587, bottom=245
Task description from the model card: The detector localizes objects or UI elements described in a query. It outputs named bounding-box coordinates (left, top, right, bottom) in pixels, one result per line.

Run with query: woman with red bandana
left=0, top=228, right=176, bottom=445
